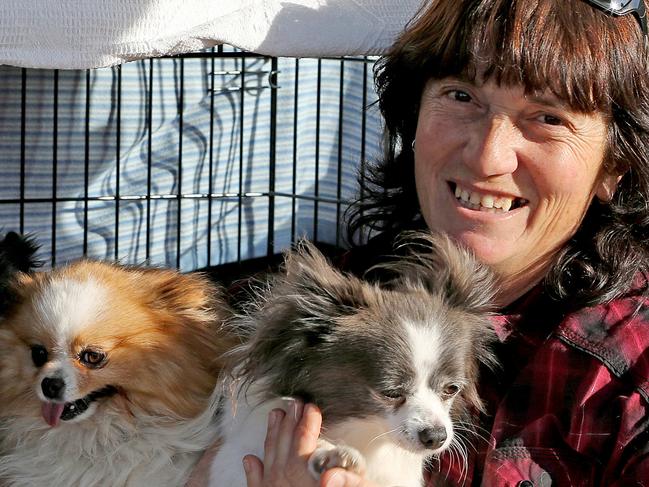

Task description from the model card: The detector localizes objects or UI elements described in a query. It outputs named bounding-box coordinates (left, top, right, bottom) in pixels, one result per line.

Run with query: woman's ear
left=595, top=172, right=623, bottom=202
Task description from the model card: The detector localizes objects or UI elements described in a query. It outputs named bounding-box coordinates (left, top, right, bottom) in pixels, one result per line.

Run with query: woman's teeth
left=453, top=184, right=523, bottom=213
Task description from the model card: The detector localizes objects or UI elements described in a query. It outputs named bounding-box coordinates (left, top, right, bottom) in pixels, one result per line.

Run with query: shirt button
left=517, top=481, right=534, bottom=487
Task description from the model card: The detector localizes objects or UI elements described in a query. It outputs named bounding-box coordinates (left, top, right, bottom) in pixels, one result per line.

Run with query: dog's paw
left=307, top=444, right=366, bottom=480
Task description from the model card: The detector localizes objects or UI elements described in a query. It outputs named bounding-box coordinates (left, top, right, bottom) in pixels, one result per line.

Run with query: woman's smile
left=447, top=181, right=528, bottom=215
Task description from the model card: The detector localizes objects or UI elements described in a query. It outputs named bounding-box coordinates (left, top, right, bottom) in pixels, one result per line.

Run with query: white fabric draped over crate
left=0, top=0, right=424, bottom=69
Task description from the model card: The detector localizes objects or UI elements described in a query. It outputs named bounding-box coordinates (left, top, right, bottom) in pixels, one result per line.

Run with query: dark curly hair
left=346, top=0, right=649, bottom=309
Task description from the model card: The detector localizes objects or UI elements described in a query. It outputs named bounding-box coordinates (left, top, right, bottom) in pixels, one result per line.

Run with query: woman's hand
left=244, top=401, right=379, bottom=487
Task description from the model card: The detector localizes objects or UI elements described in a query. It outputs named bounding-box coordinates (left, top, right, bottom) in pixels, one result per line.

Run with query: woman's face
left=414, top=78, right=618, bottom=302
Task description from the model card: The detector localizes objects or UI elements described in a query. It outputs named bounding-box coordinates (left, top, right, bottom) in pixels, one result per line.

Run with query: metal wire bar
left=115, top=64, right=122, bottom=260
left=176, top=58, right=184, bottom=268
left=313, top=59, right=322, bottom=241
left=237, top=55, right=245, bottom=262
left=360, top=59, right=368, bottom=205
left=83, top=70, right=91, bottom=256
left=51, top=69, right=59, bottom=267
left=0, top=191, right=351, bottom=204
left=207, top=49, right=216, bottom=265
left=267, top=56, right=278, bottom=256
left=146, top=58, right=154, bottom=261
left=19, top=68, right=26, bottom=234
left=291, top=58, right=299, bottom=241
left=335, top=59, right=344, bottom=247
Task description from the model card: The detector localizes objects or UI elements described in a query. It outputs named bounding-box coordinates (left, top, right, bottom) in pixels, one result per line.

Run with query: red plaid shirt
left=428, top=276, right=649, bottom=486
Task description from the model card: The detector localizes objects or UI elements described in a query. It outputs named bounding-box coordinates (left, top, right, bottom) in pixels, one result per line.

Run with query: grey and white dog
left=208, top=232, right=498, bottom=487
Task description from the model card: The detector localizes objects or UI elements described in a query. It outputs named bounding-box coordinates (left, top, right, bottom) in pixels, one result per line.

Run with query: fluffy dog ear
left=0, top=231, right=41, bottom=275
left=233, top=239, right=368, bottom=385
left=282, top=238, right=369, bottom=314
left=0, top=232, right=41, bottom=315
left=462, top=328, right=499, bottom=415
left=386, top=231, right=495, bottom=313
left=140, top=267, right=225, bottom=322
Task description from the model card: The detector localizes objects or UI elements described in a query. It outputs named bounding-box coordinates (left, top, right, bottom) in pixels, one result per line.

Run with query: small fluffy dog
left=0, top=233, right=235, bottom=487
left=208, top=232, right=498, bottom=487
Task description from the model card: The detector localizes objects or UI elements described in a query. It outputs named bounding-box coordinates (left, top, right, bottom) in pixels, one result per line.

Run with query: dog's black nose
left=41, top=377, right=65, bottom=399
left=418, top=426, right=447, bottom=449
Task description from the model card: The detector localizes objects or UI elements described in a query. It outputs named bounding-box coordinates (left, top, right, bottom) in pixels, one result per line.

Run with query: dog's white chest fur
left=0, top=409, right=218, bottom=487
left=323, top=418, right=426, bottom=487
left=208, top=383, right=426, bottom=487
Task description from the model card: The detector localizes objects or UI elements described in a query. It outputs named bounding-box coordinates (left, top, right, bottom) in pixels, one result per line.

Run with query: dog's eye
left=382, top=388, right=406, bottom=403
left=442, top=383, right=461, bottom=398
left=79, top=349, right=106, bottom=368
left=30, top=345, right=48, bottom=367
left=383, top=390, right=402, bottom=398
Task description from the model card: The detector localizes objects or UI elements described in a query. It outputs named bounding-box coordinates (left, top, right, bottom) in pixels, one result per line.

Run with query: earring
left=411, top=139, right=416, bottom=151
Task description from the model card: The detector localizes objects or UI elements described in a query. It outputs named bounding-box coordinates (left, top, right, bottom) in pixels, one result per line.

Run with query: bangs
left=408, top=0, right=646, bottom=114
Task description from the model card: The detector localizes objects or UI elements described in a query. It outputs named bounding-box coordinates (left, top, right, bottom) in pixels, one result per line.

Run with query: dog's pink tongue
left=41, top=402, right=65, bottom=427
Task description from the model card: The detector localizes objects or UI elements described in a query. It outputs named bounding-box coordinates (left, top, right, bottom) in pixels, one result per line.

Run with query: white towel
left=0, top=0, right=424, bottom=69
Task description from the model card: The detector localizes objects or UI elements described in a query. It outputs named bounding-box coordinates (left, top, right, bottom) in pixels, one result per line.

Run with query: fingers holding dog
left=244, top=400, right=321, bottom=487
left=275, top=400, right=303, bottom=467
left=261, top=408, right=285, bottom=468
left=321, top=468, right=374, bottom=487
left=293, top=403, right=322, bottom=456
left=242, top=454, right=264, bottom=487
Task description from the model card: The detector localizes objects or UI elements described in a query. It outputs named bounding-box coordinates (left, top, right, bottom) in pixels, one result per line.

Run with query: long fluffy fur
left=0, top=255, right=235, bottom=487
left=209, top=231, right=497, bottom=487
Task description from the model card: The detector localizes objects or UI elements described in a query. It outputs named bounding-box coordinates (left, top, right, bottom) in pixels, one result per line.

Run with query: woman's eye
left=30, top=345, right=48, bottom=367
left=450, top=90, right=472, bottom=102
left=539, top=114, right=564, bottom=126
left=79, top=349, right=106, bottom=368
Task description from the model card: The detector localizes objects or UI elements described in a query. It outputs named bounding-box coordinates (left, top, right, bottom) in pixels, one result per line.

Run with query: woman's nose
left=463, top=115, right=520, bottom=177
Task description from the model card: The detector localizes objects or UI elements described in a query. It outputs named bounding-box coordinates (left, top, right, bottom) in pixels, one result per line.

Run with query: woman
left=196, top=0, right=649, bottom=485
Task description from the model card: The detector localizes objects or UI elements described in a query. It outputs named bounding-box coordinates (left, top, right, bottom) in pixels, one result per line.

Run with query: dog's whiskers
left=366, top=425, right=403, bottom=447
left=457, top=442, right=469, bottom=484
left=449, top=432, right=470, bottom=486
left=443, top=445, right=456, bottom=483
left=454, top=419, right=495, bottom=445
left=452, top=427, right=482, bottom=453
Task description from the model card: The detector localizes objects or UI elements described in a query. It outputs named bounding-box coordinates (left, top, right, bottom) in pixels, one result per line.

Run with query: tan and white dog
left=0, top=233, right=235, bottom=487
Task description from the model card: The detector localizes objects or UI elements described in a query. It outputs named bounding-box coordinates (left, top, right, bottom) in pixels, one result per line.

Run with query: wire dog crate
left=0, top=46, right=382, bottom=271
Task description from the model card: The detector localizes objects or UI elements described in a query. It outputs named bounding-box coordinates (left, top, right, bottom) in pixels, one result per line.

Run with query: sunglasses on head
left=584, top=0, right=648, bottom=36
